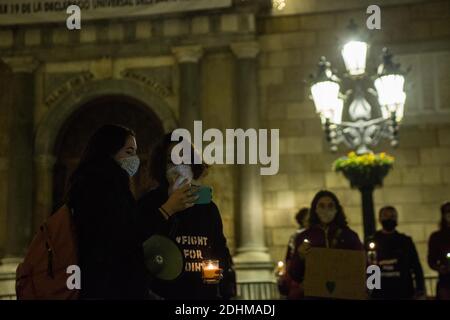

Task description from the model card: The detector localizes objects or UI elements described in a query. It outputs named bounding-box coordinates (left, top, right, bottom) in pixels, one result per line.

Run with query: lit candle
left=275, top=261, right=285, bottom=276
left=368, top=242, right=377, bottom=264
left=202, top=259, right=219, bottom=284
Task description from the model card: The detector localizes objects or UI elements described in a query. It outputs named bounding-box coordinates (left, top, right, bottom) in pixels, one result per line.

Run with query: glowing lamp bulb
left=304, top=239, right=310, bottom=243
left=369, top=242, right=376, bottom=250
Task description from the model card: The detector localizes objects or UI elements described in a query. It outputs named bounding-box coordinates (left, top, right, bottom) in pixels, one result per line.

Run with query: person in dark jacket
left=367, top=206, right=425, bottom=300
left=137, top=133, right=236, bottom=300
left=278, top=207, right=309, bottom=299
left=428, top=201, right=450, bottom=300
left=285, top=208, right=309, bottom=263
left=66, top=124, right=148, bottom=299
left=288, top=190, right=363, bottom=294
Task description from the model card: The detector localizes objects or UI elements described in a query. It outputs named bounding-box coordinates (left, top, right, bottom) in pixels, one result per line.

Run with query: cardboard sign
left=304, top=247, right=367, bottom=300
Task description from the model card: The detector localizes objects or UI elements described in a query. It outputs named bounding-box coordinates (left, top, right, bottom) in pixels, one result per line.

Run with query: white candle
left=202, top=259, right=219, bottom=283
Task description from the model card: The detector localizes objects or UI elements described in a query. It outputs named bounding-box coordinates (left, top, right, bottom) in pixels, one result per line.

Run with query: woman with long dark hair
left=287, top=190, right=363, bottom=297
left=427, top=201, right=450, bottom=300
left=66, top=124, right=147, bottom=299
left=137, top=133, right=236, bottom=300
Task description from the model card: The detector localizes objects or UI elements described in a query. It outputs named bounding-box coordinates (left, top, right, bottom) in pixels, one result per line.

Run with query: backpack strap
left=40, top=223, right=54, bottom=279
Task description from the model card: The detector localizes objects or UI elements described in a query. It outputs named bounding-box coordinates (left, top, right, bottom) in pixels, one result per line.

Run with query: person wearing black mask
left=367, top=206, right=425, bottom=300
left=427, top=201, right=450, bottom=300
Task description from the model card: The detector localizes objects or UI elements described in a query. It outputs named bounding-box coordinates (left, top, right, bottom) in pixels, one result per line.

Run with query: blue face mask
left=117, top=155, right=140, bottom=177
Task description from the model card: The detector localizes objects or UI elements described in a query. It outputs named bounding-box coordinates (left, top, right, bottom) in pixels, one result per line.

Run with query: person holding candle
left=277, top=207, right=309, bottom=299
left=287, top=190, right=363, bottom=298
left=285, top=208, right=310, bottom=264
left=137, top=133, right=236, bottom=300
left=427, top=201, right=450, bottom=300
left=366, top=206, right=425, bottom=300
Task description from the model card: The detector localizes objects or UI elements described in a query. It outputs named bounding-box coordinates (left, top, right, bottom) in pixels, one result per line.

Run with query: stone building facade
left=0, top=0, right=449, bottom=298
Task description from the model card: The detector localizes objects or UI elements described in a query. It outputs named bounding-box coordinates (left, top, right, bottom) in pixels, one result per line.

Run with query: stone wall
left=257, top=0, right=450, bottom=276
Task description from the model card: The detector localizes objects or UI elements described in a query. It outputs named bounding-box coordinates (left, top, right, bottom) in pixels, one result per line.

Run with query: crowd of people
left=60, top=124, right=449, bottom=300
left=277, top=195, right=450, bottom=300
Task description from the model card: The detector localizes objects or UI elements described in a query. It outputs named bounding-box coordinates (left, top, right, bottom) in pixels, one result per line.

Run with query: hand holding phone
left=194, top=185, right=212, bottom=204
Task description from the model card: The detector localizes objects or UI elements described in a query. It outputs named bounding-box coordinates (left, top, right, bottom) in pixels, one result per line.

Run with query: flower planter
left=341, top=165, right=391, bottom=189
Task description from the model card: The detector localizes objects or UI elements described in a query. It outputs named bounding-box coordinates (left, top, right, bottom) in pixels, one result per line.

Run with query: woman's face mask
left=316, top=196, right=337, bottom=224
left=114, top=136, right=139, bottom=177
left=316, top=207, right=337, bottom=224
left=117, top=155, right=140, bottom=177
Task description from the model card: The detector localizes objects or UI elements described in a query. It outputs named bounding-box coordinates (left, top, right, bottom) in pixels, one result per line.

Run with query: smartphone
left=194, top=186, right=212, bottom=204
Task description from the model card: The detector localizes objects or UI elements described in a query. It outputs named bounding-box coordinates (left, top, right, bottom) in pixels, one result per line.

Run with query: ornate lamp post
left=309, top=22, right=407, bottom=239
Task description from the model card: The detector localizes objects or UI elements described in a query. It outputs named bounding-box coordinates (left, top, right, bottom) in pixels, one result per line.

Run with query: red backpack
left=15, top=205, right=80, bottom=300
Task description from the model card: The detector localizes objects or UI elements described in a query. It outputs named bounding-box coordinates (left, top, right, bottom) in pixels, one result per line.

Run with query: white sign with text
left=0, top=0, right=232, bottom=25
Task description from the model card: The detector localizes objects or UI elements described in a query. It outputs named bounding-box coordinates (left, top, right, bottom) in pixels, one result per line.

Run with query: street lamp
left=310, top=46, right=406, bottom=153
left=309, top=22, right=408, bottom=239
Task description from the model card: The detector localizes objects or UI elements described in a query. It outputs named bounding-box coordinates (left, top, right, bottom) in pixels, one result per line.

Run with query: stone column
left=0, top=60, right=13, bottom=260
left=3, top=57, right=39, bottom=261
left=33, top=154, right=57, bottom=234
left=230, top=42, right=273, bottom=283
left=172, top=45, right=203, bottom=135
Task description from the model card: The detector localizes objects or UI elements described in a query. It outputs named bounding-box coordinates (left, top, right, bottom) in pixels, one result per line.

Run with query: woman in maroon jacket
left=287, top=190, right=363, bottom=297
left=427, top=201, right=450, bottom=300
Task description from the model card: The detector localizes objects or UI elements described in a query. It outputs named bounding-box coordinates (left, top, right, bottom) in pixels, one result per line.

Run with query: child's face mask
left=166, top=164, right=193, bottom=194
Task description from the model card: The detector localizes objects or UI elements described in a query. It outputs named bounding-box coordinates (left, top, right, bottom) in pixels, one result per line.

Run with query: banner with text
left=0, top=0, right=232, bottom=25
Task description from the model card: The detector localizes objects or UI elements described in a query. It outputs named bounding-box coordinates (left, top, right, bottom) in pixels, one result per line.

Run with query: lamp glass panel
left=321, top=98, right=344, bottom=125
left=381, top=105, right=390, bottom=120
left=395, top=102, right=405, bottom=122
left=341, top=41, right=368, bottom=76
left=375, top=74, right=406, bottom=109
left=311, top=80, right=340, bottom=114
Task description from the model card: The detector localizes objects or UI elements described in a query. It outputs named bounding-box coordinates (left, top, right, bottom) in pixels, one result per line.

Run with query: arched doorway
left=52, top=95, right=165, bottom=210
left=33, top=78, right=177, bottom=231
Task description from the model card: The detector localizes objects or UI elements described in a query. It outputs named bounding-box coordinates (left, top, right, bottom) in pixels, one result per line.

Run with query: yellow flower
left=348, top=151, right=357, bottom=158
